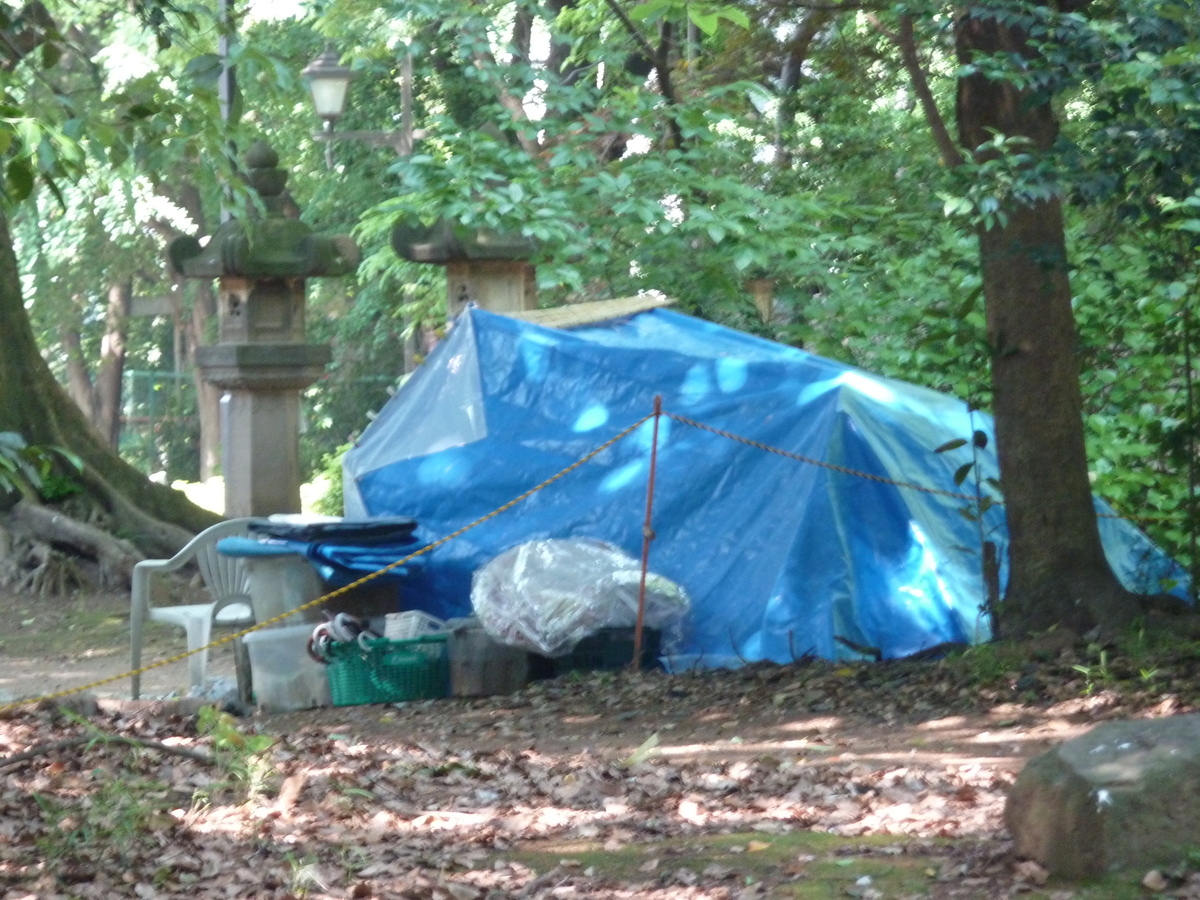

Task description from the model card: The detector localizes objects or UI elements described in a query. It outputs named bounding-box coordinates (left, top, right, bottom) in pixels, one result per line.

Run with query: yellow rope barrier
left=0, top=413, right=654, bottom=716
left=2, top=403, right=1181, bottom=713
left=665, top=412, right=986, bottom=502
left=665, top=412, right=1184, bottom=526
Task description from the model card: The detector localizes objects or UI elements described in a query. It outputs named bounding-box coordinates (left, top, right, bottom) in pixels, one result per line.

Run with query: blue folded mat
left=217, top=535, right=422, bottom=585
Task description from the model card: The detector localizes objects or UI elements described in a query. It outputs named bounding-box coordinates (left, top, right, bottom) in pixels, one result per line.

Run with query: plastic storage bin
left=325, top=633, right=450, bottom=706
left=448, top=620, right=530, bottom=697
left=243, top=623, right=332, bottom=713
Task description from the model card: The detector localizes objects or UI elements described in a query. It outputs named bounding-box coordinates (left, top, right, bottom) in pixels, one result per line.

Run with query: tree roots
left=0, top=499, right=144, bottom=598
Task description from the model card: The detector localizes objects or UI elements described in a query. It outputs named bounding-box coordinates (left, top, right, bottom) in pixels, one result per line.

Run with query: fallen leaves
left=2, top=642, right=1198, bottom=899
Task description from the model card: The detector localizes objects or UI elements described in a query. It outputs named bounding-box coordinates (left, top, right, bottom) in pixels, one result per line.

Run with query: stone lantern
left=391, top=217, right=537, bottom=319
left=169, top=140, right=359, bottom=517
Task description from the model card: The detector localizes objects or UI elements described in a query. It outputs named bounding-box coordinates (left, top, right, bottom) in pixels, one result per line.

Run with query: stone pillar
left=447, top=260, right=537, bottom=319
left=201, top=342, right=331, bottom=516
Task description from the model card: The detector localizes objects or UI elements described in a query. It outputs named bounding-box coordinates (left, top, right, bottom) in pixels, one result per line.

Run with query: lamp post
left=304, top=44, right=538, bottom=328
left=302, top=45, right=423, bottom=164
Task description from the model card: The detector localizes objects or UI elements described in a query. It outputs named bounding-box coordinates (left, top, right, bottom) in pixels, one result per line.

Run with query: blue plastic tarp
left=342, top=306, right=1189, bottom=664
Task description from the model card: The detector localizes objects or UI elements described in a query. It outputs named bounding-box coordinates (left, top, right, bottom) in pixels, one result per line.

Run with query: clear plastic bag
left=470, top=538, right=689, bottom=656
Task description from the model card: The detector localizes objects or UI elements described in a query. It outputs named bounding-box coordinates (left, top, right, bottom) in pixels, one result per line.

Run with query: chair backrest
left=192, top=517, right=265, bottom=604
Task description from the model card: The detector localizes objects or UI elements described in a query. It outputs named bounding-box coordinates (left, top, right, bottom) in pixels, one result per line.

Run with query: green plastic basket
left=325, top=633, right=450, bottom=706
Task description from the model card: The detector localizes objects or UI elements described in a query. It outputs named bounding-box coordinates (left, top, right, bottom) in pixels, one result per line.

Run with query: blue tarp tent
left=343, top=305, right=1188, bottom=665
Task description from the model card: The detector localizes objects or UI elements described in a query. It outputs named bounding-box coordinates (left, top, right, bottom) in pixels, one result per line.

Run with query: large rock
left=1006, top=714, right=1200, bottom=878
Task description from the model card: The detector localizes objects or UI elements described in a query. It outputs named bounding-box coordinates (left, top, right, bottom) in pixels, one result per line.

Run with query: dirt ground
left=2, top=586, right=1197, bottom=898
left=0, top=588, right=241, bottom=703
left=0, top=587, right=1084, bottom=764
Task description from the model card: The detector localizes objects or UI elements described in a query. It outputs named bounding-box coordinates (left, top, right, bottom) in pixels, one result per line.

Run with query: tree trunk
left=59, top=324, right=95, bottom=422
left=956, top=3, right=1157, bottom=637
left=774, top=10, right=834, bottom=169
left=55, top=278, right=131, bottom=449
left=0, top=207, right=219, bottom=565
left=155, top=182, right=221, bottom=481
left=894, top=14, right=963, bottom=169
left=189, top=281, right=222, bottom=481
left=94, top=278, right=131, bottom=449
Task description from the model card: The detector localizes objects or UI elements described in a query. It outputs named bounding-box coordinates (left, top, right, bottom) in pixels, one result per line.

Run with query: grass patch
left=497, top=830, right=1164, bottom=898
left=0, top=593, right=175, bottom=659
left=499, top=831, right=953, bottom=898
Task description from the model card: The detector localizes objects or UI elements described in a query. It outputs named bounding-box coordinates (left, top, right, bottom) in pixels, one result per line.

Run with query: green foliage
left=34, top=774, right=166, bottom=867
left=1072, top=646, right=1113, bottom=695
left=630, top=0, right=750, bottom=35
left=0, top=2, right=251, bottom=211
left=0, top=431, right=82, bottom=501
left=354, top=16, right=923, bottom=316
left=196, top=705, right=276, bottom=801
left=951, top=641, right=1027, bottom=687
left=285, top=853, right=329, bottom=898
left=38, top=470, right=85, bottom=503
left=311, top=442, right=352, bottom=517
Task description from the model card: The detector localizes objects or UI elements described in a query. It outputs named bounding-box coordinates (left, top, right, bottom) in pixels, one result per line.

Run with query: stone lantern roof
left=169, top=140, right=359, bottom=279
left=391, top=217, right=536, bottom=264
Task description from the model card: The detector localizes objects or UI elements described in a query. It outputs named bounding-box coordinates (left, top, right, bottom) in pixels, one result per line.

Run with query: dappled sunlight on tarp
left=716, top=357, right=749, bottom=393
left=681, top=364, right=714, bottom=404
left=572, top=404, right=610, bottom=433
left=599, top=458, right=648, bottom=494
left=342, top=306, right=1191, bottom=666
left=837, top=370, right=894, bottom=404
left=635, top=416, right=670, bottom=452
left=414, top=448, right=474, bottom=491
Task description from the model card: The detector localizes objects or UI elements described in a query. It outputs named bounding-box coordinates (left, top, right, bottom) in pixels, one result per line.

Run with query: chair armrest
left=132, top=554, right=197, bottom=577
left=131, top=548, right=204, bottom=618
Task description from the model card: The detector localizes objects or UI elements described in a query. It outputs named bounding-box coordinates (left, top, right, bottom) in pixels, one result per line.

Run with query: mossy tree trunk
left=0, top=207, right=220, bottom=586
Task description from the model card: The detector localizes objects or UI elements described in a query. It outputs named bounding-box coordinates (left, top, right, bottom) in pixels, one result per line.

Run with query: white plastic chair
left=130, top=517, right=267, bottom=699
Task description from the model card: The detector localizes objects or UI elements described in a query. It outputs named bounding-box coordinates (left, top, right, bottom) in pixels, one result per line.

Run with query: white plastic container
left=241, top=555, right=325, bottom=624
left=384, top=610, right=446, bottom=640
left=242, top=623, right=331, bottom=713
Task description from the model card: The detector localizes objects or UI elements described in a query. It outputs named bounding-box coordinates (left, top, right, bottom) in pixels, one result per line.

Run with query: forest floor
left=1, top=589, right=1200, bottom=899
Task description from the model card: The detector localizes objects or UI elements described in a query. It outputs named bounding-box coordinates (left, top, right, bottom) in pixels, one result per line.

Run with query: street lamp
left=302, top=45, right=353, bottom=168
left=303, top=45, right=353, bottom=125
left=302, top=44, right=423, bottom=165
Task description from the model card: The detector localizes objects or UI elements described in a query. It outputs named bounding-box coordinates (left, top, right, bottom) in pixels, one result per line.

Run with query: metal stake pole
left=633, top=395, right=663, bottom=672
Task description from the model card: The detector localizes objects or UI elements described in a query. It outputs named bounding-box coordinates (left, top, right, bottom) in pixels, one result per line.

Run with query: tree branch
left=59, top=324, right=96, bottom=421
left=601, top=0, right=659, bottom=68
left=511, top=8, right=533, bottom=67
left=870, top=13, right=964, bottom=168
left=598, top=0, right=685, bottom=146
left=655, top=20, right=685, bottom=148
left=775, top=10, right=835, bottom=166
left=0, top=732, right=212, bottom=773
left=471, top=50, right=543, bottom=155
